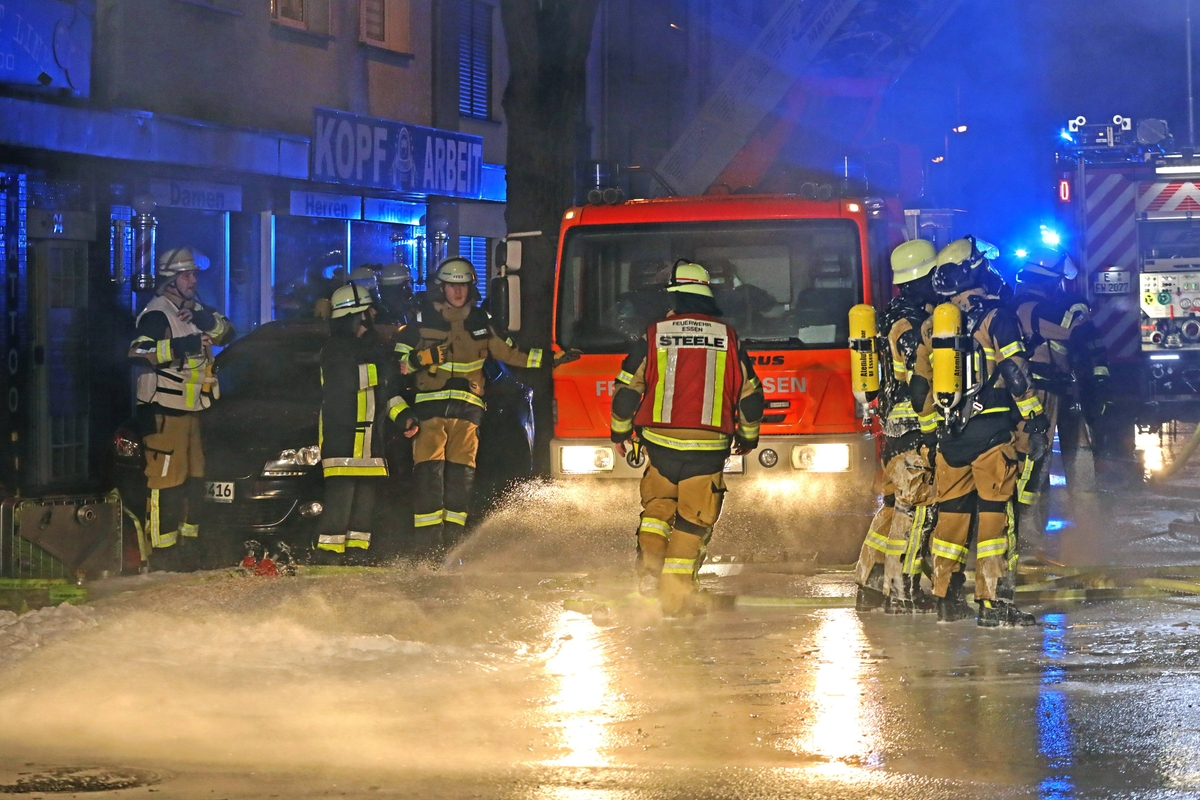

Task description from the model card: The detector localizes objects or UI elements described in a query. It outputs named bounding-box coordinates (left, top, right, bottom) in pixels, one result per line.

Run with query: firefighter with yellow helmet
left=395, top=256, right=564, bottom=558
left=315, top=282, right=416, bottom=560
left=912, top=236, right=1048, bottom=626
left=609, top=261, right=765, bottom=616
left=852, top=239, right=941, bottom=613
left=128, top=246, right=235, bottom=570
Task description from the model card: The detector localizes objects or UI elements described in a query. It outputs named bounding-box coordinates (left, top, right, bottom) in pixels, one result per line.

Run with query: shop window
left=458, top=0, right=493, bottom=120
left=271, top=0, right=331, bottom=35
left=458, top=235, right=488, bottom=299
left=360, top=0, right=412, bottom=53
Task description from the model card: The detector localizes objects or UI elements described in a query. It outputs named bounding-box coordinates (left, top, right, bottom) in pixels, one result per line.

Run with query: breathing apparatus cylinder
left=848, top=304, right=880, bottom=404
left=931, top=302, right=964, bottom=413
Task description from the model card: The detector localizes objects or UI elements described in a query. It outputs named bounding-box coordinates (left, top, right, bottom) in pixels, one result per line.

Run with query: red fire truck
left=490, top=192, right=903, bottom=551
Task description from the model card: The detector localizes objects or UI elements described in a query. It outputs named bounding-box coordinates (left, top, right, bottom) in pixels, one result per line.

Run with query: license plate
left=1095, top=271, right=1130, bottom=294
left=204, top=481, right=234, bottom=503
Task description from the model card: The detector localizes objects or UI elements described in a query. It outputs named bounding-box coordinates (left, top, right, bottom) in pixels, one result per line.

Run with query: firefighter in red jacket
left=609, top=262, right=765, bottom=616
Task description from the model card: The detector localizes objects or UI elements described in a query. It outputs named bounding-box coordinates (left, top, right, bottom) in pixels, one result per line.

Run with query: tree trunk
left=499, top=0, right=600, bottom=473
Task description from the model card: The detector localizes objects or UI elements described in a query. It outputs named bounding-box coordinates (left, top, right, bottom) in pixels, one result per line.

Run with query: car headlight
left=263, top=445, right=321, bottom=476
left=559, top=445, right=615, bottom=474
left=791, top=443, right=851, bottom=472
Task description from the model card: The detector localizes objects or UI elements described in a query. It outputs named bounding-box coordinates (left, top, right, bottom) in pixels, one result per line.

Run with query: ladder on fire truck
left=656, top=0, right=962, bottom=196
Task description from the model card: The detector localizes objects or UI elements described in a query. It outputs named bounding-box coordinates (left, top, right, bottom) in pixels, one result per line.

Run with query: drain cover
left=0, top=767, right=161, bottom=793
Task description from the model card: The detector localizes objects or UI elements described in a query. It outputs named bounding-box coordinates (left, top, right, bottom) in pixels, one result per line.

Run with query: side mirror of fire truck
left=491, top=233, right=539, bottom=332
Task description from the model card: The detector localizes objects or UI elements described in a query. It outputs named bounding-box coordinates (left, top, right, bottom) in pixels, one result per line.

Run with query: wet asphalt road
left=0, top=562, right=1198, bottom=799
left=1, top=432, right=1200, bottom=798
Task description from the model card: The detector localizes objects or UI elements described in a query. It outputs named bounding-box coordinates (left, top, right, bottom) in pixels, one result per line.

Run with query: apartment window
left=360, top=0, right=412, bottom=54
left=458, top=0, right=493, bottom=120
left=458, top=235, right=489, bottom=299
left=271, top=0, right=331, bottom=35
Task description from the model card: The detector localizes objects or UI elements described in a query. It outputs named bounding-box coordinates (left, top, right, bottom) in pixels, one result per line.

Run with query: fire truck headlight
left=560, top=445, right=615, bottom=474
left=758, top=449, right=779, bottom=468
left=791, top=444, right=851, bottom=472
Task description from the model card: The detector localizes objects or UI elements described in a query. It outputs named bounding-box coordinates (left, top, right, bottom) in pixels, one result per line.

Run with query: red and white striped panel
left=1084, top=171, right=1141, bottom=362
left=1084, top=171, right=1138, bottom=274
left=1138, top=181, right=1200, bottom=219
left=1089, top=295, right=1141, bottom=362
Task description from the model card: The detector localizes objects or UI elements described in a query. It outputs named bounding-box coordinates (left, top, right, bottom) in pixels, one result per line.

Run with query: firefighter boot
left=911, top=574, right=937, bottom=613
left=937, top=571, right=973, bottom=622
left=995, top=572, right=1016, bottom=602
left=659, top=531, right=703, bottom=617
left=856, top=564, right=886, bottom=612
left=636, top=527, right=669, bottom=597
left=976, top=598, right=1004, bottom=628
left=1003, top=601, right=1038, bottom=627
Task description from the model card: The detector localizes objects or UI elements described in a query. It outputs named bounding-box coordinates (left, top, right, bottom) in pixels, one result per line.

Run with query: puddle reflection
left=542, top=611, right=615, bottom=767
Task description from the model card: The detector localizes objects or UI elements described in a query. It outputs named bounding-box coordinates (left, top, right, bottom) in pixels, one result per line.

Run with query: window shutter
left=361, top=0, right=411, bottom=53
left=458, top=236, right=490, bottom=299
left=458, top=0, right=492, bottom=119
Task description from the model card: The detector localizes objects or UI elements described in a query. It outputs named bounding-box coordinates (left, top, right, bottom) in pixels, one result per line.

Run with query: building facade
left=0, top=0, right=509, bottom=494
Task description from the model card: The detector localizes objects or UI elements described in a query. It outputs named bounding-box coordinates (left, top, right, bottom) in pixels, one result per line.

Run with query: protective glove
left=173, top=333, right=204, bottom=357
left=402, top=416, right=420, bottom=439
left=1024, top=413, right=1050, bottom=461
left=554, top=348, right=582, bottom=367
left=732, top=435, right=756, bottom=456
left=409, top=343, right=450, bottom=370
left=1026, top=431, right=1050, bottom=463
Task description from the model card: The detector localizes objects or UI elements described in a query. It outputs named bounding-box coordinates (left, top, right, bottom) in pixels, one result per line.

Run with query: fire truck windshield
left=557, top=219, right=862, bottom=352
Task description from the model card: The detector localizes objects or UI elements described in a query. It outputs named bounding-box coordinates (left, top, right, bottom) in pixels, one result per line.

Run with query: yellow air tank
left=848, top=304, right=879, bottom=404
left=931, top=302, right=964, bottom=412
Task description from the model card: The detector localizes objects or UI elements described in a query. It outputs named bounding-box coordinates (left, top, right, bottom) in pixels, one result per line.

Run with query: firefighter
left=316, top=283, right=417, bottom=560
left=609, top=261, right=765, bottom=617
left=914, top=237, right=1048, bottom=627
left=377, top=262, right=417, bottom=327
left=128, top=246, right=234, bottom=570
left=853, top=240, right=940, bottom=614
left=395, top=256, right=563, bottom=558
left=1012, top=250, right=1111, bottom=539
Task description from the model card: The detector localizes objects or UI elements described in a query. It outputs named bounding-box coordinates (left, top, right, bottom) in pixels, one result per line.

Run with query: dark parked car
left=114, top=319, right=535, bottom=566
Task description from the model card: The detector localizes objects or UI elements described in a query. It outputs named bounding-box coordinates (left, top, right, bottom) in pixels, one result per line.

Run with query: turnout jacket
left=1014, top=289, right=1110, bottom=398
left=129, top=294, right=234, bottom=413
left=610, top=313, right=764, bottom=454
left=878, top=294, right=933, bottom=442
left=320, top=333, right=408, bottom=478
left=394, top=301, right=543, bottom=423
left=912, top=289, right=1043, bottom=462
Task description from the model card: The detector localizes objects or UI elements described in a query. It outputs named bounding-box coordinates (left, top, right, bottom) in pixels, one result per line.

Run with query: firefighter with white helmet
left=910, top=236, right=1047, bottom=626
left=128, top=246, right=235, bottom=570
left=1011, top=249, right=1110, bottom=552
left=609, top=261, right=765, bottom=616
left=853, top=239, right=940, bottom=614
left=395, top=256, right=570, bottom=559
left=315, top=282, right=416, bottom=561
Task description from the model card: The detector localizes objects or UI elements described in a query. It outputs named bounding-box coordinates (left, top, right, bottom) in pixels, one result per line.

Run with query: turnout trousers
left=930, top=437, right=1019, bottom=602
left=142, top=411, right=205, bottom=567
left=316, top=476, right=378, bottom=554
left=854, top=447, right=935, bottom=596
left=412, top=416, right=478, bottom=554
left=637, top=458, right=727, bottom=616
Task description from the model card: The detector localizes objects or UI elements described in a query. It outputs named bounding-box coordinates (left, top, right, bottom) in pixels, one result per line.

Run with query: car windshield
left=557, top=219, right=863, bottom=353
left=214, top=329, right=324, bottom=402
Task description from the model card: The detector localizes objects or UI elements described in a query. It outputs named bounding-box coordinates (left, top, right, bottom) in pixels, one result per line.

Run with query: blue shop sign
left=0, top=0, right=92, bottom=97
left=289, top=191, right=362, bottom=220
left=312, top=108, right=485, bottom=200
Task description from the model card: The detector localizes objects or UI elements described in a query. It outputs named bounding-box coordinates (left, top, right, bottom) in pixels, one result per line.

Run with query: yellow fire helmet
left=666, top=260, right=714, bottom=297
left=156, top=246, right=210, bottom=280
left=435, top=256, right=477, bottom=284
left=890, top=239, right=937, bottom=285
left=330, top=282, right=375, bottom=319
